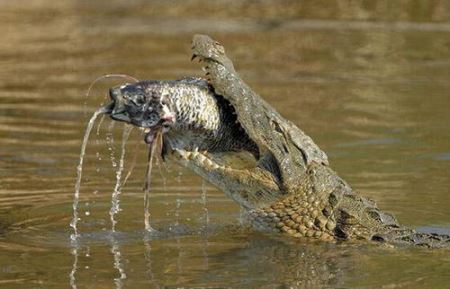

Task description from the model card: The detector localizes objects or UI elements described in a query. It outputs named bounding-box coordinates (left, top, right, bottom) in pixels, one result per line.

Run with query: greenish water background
left=0, top=1, right=449, bottom=288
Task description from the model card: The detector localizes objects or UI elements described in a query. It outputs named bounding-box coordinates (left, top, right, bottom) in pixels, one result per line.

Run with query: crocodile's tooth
left=193, top=147, right=199, bottom=153
left=144, top=128, right=151, bottom=133
left=211, top=163, right=219, bottom=169
left=197, top=153, right=206, bottom=162
left=204, top=158, right=214, bottom=167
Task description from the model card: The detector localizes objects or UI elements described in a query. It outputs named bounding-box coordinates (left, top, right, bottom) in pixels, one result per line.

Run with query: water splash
left=71, top=107, right=109, bottom=241
left=109, top=124, right=133, bottom=232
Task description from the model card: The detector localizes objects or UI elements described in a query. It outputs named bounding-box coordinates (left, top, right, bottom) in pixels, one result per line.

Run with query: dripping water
left=96, top=114, right=106, bottom=136
left=106, top=121, right=117, bottom=169
left=71, top=106, right=109, bottom=241
left=109, top=124, right=133, bottom=232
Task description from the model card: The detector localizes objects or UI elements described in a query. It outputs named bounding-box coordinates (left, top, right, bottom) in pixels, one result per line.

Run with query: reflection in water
left=143, top=235, right=158, bottom=288
left=66, top=231, right=353, bottom=289
left=69, top=246, right=79, bottom=289
left=110, top=235, right=127, bottom=289
left=197, top=236, right=348, bottom=289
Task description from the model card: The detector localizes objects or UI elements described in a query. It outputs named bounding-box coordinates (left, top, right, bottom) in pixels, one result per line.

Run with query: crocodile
left=107, top=34, right=450, bottom=248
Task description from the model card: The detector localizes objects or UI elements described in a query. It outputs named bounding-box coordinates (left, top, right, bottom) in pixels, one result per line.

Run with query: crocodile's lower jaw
left=172, top=148, right=235, bottom=172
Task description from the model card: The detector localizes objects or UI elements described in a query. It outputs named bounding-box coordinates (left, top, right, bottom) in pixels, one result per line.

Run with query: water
left=1, top=1, right=450, bottom=288
left=201, top=179, right=209, bottom=227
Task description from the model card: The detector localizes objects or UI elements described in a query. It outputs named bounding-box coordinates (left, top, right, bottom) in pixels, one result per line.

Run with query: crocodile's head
left=168, top=35, right=328, bottom=209
left=109, top=81, right=176, bottom=144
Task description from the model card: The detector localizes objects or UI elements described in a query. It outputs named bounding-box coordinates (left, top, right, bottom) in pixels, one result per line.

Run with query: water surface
left=1, top=1, right=450, bottom=288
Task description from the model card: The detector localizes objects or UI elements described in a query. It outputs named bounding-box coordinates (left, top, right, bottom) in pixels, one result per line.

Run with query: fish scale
left=158, top=77, right=258, bottom=156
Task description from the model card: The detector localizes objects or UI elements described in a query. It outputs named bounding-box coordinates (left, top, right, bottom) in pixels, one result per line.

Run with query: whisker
left=86, top=74, right=140, bottom=100
left=143, top=129, right=163, bottom=231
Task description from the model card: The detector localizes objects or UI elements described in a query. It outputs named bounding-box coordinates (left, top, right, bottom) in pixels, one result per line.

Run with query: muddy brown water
left=1, top=1, right=450, bottom=288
